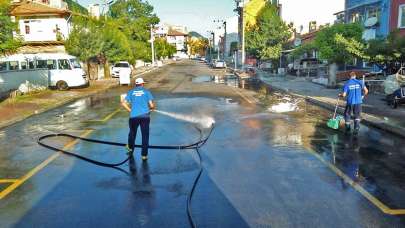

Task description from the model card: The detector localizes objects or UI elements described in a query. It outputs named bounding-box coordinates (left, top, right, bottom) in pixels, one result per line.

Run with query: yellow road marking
left=0, top=129, right=94, bottom=200
left=101, top=108, right=121, bottom=122
left=306, top=147, right=405, bottom=215
left=0, top=107, right=122, bottom=200
left=0, top=179, right=18, bottom=184
left=232, top=87, right=254, bottom=104
left=84, top=108, right=122, bottom=123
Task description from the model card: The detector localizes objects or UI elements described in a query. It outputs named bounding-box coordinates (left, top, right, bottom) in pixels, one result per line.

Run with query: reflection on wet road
left=1, top=69, right=405, bottom=226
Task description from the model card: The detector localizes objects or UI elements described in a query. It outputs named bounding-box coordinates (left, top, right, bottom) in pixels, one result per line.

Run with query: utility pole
left=235, top=0, right=245, bottom=69
left=211, top=31, right=215, bottom=61
left=214, top=19, right=227, bottom=60
left=150, top=25, right=155, bottom=66
left=223, top=21, right=227, bottom=60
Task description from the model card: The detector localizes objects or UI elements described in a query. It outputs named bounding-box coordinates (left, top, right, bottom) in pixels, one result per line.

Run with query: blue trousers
left=128, top=116, right=150, bottom=156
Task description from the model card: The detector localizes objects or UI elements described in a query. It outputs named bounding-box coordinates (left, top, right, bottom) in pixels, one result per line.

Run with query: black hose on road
left=37, top=125, right=214, bottom=228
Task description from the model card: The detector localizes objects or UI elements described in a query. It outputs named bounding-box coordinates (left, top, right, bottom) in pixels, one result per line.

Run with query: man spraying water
left=121, top=78, right=155, bottom=161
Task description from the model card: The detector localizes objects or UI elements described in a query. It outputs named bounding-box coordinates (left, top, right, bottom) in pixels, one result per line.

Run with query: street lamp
left=213, top=19, right=227, bottom=60
left=207, top=30, right=215, bottom=62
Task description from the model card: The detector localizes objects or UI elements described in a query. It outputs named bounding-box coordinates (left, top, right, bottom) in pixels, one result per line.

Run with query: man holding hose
left=121, top=78, right=155, bottom=161
left=340, top=72, right=368, bottom=135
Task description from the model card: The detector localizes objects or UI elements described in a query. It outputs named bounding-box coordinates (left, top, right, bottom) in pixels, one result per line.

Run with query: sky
left=280, top=0, right=345, bottom=33
left=78, top=0, right=237, bottom=36
left=77, top=0, right=345, bottom=35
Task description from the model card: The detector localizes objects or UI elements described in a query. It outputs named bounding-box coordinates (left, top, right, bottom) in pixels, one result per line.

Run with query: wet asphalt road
left=1, top=61, right=405, bottom=227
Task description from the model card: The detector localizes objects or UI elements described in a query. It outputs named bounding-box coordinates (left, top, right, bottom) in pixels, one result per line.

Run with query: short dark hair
left=350, top=72, right=357, bottom=77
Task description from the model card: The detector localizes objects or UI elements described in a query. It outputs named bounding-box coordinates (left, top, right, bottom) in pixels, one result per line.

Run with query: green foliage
left=154, top=38, right=176, bottom=59
left=110, top=0, right=159, bottom=42
left=65, top=0, right=88, bottom=14
left=246, top=3, right=291, bottom=60
left=0, top=0, right=21, bottom=55
left=314, top=23, right=363, bottom=63
left=291, top=42, right=317, bottom=58
left=364, top=30, right=405, bottom=73
left=66, top=0, right=160, bottom=64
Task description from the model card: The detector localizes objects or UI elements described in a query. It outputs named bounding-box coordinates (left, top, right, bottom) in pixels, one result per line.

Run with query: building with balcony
left=344, top=0, right=391, bottom=40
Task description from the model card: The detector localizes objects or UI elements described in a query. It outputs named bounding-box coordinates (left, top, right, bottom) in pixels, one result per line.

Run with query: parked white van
left=0, top=53, right=88, bottom=91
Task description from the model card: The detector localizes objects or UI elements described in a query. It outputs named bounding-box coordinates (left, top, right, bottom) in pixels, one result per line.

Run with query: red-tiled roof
left=167, top=29, right=188, bottom=36
left=11, top=2, right=70, bottom=16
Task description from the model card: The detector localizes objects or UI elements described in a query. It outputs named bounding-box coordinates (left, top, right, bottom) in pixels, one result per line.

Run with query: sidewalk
left=0, top=65, right=164, bottom=129
left=257, top=70, right=405, bottom=138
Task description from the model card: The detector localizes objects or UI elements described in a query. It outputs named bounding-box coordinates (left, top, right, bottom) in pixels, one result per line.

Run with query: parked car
left=0, top=53, right=88, bottom=91
left=200, top=57, right=206, bottom=62
left=111, top=61, right=132, bottom=79
left=386, top=87, right=405, bottom=109
left=214, top=60, right=226, bottom=69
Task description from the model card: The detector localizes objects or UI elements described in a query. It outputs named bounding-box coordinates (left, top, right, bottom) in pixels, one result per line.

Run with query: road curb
left=261, top=79, right=405, bottom=139
left=0, top=65, right=167, bottom=130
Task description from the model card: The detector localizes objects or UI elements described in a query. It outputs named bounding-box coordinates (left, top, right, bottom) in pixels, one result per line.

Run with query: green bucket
left=327, top=116, right=343, bottom=130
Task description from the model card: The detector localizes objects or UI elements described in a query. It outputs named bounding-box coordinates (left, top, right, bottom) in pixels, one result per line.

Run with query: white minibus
left=0, top=53, right=88, bottom=90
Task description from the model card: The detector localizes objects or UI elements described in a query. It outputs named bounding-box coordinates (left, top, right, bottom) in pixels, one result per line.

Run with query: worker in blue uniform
left=340, top=72, right=369, bottom=135
left=122, top=78, right=155, bottom=161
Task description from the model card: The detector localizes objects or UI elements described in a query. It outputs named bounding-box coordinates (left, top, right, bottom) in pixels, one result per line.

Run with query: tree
left=245, top=3, right=291, bottom=64
left=109, top=0, right=159, bottom=62
left=154, top=38, right=176, bottom=59
left=365, top=31, right=405, bottom=74
left=187, top=38, right=208, bottom=56
left=313, top=23, right=363, bottom=87
left=334, top=29, right=405, bottom=75
left=0, top=0, right=21, bottom=55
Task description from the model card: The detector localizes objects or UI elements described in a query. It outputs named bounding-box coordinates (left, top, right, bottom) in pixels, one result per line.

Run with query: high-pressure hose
left=37, top=125, right=214, bottom=228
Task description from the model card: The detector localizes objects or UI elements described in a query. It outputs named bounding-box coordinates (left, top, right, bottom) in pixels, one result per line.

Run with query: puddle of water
left=269, top=102, right=299, bottom=113
left=192, top=75, right=212, bottom=83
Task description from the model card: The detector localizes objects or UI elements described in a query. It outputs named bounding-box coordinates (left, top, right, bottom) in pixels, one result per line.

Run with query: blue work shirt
left=125, top=86, right=154, bottom=118
left=343, top=79, right=364, bottom=105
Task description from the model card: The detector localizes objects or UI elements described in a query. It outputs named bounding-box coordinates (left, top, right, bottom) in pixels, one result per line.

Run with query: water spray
left=154, top=110, right=215, bottom=129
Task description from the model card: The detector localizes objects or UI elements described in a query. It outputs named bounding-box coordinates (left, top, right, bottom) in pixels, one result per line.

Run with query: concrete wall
left=18, top=17, right=69, bottom=42
left=0, top=70, right=49, bottom=93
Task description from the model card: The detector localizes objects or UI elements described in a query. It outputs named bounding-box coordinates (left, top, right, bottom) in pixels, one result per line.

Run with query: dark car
left=386, top=87, right=405, bottom=109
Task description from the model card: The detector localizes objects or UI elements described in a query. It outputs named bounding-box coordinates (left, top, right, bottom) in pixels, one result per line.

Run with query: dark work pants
left=128, top=116, right=150, bottom=156
left=344, top=104, right=361, bottom=130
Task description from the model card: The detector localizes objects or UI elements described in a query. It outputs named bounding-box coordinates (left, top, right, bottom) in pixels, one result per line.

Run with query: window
left=367, top=7, right=380, bottom=19
left=399, top=4, right=405, bottom=28
left=114, top=63, right=130, bottom=68
left=58, top=59, right=71, bottom=70
left=25, top=25, right=30, bottom=34
left=0, top=62, right=6, bottom=71
left=20, top=61, right=28, bottom=70
left=36, top=60, right=47, bottom=69
left=46, top=60, right=57, bottom=70
left=28, top=60, right=35, bottom=69
left=70, top=59, right=82, bottom=69
left=36, top=60, right=56, bottom=69
left=351, top=12, right=361, bottom=23
left=8, top=61, right=19, bottom=70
